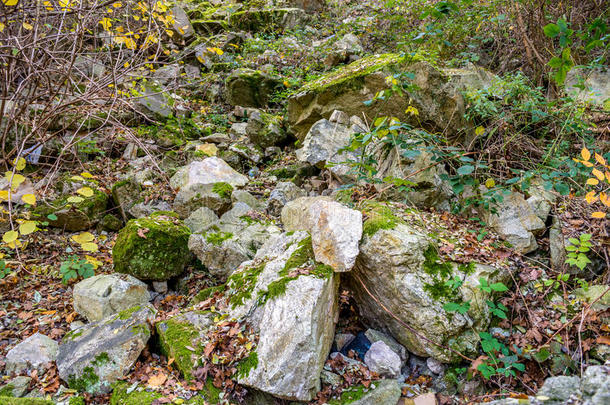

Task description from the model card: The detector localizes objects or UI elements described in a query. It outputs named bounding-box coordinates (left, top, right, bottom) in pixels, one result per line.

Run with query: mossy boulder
left=228, top=8, right=308, bottom=32
left=287, top=54, right=482, bottom=141
left=35, top=179, right=108, bottom=232
left=173, top=182, right=233, bottom=218
left=111, top=381, right=220, bottom=405
left=155, top=311, right=213, bottom=381
left=112, top=211, right=191, bottom=281
left=225, top=68, right=284, bottom=108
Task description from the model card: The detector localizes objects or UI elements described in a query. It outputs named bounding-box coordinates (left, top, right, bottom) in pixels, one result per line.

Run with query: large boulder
left=35, top=177, right=108, bottom=231
left=228, top=8, right=308, bottom=32
left=188, top=203, right=281, bottom=280
left=287, top=54, right=495, bottom=141
left=4, top=333, right=58, bottom=375
left=111, top=178, right=142, bottom=221
left=227, top=231, right=339, bottom=401
left=73, top=274, right=150, bottom=322
left=224, top=69, right=283, bottom=108
left=173, top=182, right=233, bottom=218
left=112, top=211, right=191, bottom=281
left=170, top=157, right=248, bottom=190
left=57, top=305, right=156, bottom=394
left=346, top=204, right=511, bottom=363
left=281, top=197, right=362, bottom=272
left=245, top=109, right=287, bottom=148
left=295, top=118, right=360, bottom=181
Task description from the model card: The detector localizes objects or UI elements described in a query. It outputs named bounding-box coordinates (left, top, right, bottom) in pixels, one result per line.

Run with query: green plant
left=478, top=332, right=525, bottom=379
left=565, top=233, right=592, bottom=270
left=0, top=260, right=10, bottom=279
left=59, top=255, right=95, bottom=284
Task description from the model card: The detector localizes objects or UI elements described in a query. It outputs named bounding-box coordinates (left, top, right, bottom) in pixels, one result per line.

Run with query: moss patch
left=190, top=284, right=226, bottom=306
left=205, top=231, right=233, bottom=246
left=362, top=203, right=405, bottom=237
left=226, top=261, right=266, bottom=308
left=68, top=397, right=86, bottom=405
left=156, top=319, right=202, bottom=381
left=236, top=351, right=258, bottom=379
left=211, top=182, right=233, bottom=199
left=422, top=247, right=474, bottom=301
left=67, top=366, right=99, bottom=393
left=328, top=384, right=368, bottom=404
left=0, top=398, right=54, bottom=405
left=112, top=211, right=191, bottom=281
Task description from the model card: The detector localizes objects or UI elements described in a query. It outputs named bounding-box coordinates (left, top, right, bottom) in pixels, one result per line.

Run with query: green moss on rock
left=0, top=398, right=54, bottom=405
left=156, top=319, right=202, bottom=380
left=211, top=182, right=233, bottom=199
left=236, top=351, right=258, bottom=379
left=362, top=203, right=405, bottom=237
left=67, top=366, right=100, bottom=393
left=227, top=261, right=266, bottom=308
left=112, top=211, right=191, bottom=281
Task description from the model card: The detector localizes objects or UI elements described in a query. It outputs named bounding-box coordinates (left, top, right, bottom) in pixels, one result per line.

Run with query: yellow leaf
left=19, top=221, right=37, bottom=235
left=591, top=211, right=606, bottom=219
left=3, top=0, right=18, bottom=6
left=475, top=126, right=485, bottom=136
left=13, top=157, right=26, bottom=171
left=592, top=168, right=604, bottom=181
left=581, top=147, right=591, bottom=161
left=85, top=255, right=103, bottom=269
left=124, top=62, right=130, bottom=68
left=99, top=17, right=112, bottom=31
left=0, top=190, right=8, bottom=201
left=77, top=187, right=94, bottom=197
left=71, top=175, right=85, bottom=181
left=3, top=230, right=18, bottom=244
left=405, top=106, right=419, bottom=116
left=72, top=232, right=95, bottom=244
left=485, top=178, right=495, bottom=189
left=600, top=192, right=609, bottom=207
left=594, top=153, right=607, bottom=166
left=112, top=1, right=122, bottom=7
left=22, top=22, right=33, bottom=30
left=0, top=22, right=5, bottom=32
left=5, top=172, right=25, bottom=190
left=67, top=196, right=84, bottom=203
left=585, top=191, right=598, bottom=204
left=586, top=178, right=599, bottom=186
left=6, top=239, right=22, bottom=249
left=21, top=193, right=36, bottom=205
left=80, top=242, right=99, bottom=252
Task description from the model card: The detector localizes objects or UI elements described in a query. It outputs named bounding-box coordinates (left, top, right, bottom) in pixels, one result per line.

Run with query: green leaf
left=457, top=165, right=475, bottom=175
left=543, top=23, right=560, bottom=38
left=47, top=214, right=58, bottom=221
left=490, top=282, right=508, bottom=292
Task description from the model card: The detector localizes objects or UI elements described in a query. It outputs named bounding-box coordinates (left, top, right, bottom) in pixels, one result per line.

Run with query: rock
left=482, top=191, right=545, bottom=254
left=134, top=83, right=174, bottom=120
left=232, top=189, right=264, bottom=211
left=321, top=370, right=343, bottom=388
left=412, top=393, right=438, bottom=405
left=230, top=122, right=249, bottom=137
left=111, top=178, right=142, bottom=221
left=348, top=379, right=402, bottom=405
left=549, top=217, right=566, bottom=270
left=246, top=110, right=287, bottom=148
left=282, top=0, right=325, bottom=13
left=590, top=343, right=610, bottom=363
left=581, top=365, right=610, bottom=402
left=0, top=177, right=35, bottom=205
left=128, top=201, right=172, bottom=219
left=57, top=305, right=156, bottom=394
left=153, top=64, right=181, bottom=86
left=426, top=357, right=445, bottom=375
left=281, top=196, right=334, bottom=231
left=34, top=178, right=108, bottom=231
left=225, top=69, right=283, bottom=108
left=566, top=67, right=610, bottom=106
left=112, top=211, right=191, bottom=281
left=170, top=6, right=194, bottom=39
left=325, top=33, right=363, bottom=68
left=266, top=181, right=306, bottom=216
left=307, top=200, right=362, bottom=272
left=329, top=109, right=350, bottom=125
left=340, top=332, right=372, bottom=360
left=156, top=310, right=214, bottom=380
left=188, top=203, right=281, bottom=280
left=173, top=182, right=233, bottom=217
left=574, top=285, right=610, bottom=311
left=170, top=157, right=249, bottom=190
left=228, top=8, right=308, bottom=32
left=295, top=118, right=359, bottom=181
left=288, top=54, right=482, bottom=141
left=374, top=145, right=453, bottom=211
left=364, top=341, right=401, bottom=378
left=364, top=328, right=408, bottom=363
left=4, top=333, right=58, bottom=375
left=538, top=375, right=581, bottom=404
left=229, top=142, right=264, bottom=164
left=73, top=274, right=150, bottom=322
left=526, top=179, right=556, bottom=222
left=228, top=231, right=339, bottom=401
left=152, top=281, right=168, bottom=293
left=0, top=376, right=31, bottom=397
left=184, top=207, right=220, bottom=234
left=346, top=204, right=511, bottom=363
left=334, top=333, right=355, bottom=351
left=99, top=213, right=123, bottom=231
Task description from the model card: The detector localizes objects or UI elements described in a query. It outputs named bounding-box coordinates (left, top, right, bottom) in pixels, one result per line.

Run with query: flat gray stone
left=5, top=333, right=58, bottom=375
